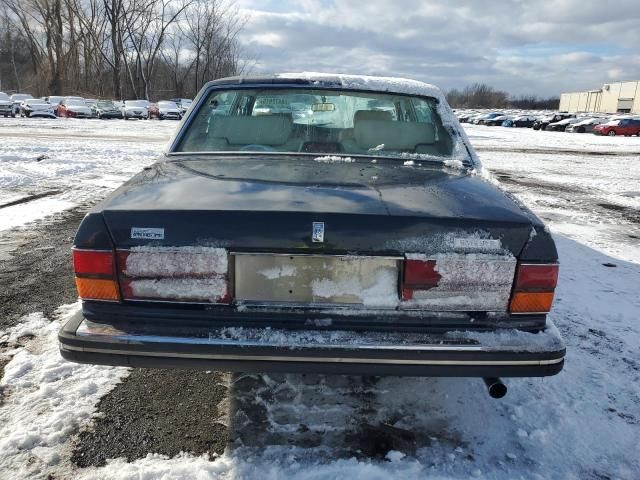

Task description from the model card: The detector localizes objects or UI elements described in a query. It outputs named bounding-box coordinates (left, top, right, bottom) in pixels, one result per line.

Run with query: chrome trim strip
left=234, top=301, right=399, bottom=310
left=60, top=344, right=563, bottom=366
left=77, top=331, right=485, bottom=351
left=232, top=252, right=404, bottom=260
left=121, top=298, right=227, bottom=306
left=510, top=312, right=552, bottom=316
left=72, top=247, right=113, bottom=253
left=518, top=263, right=560, bottom=267
left=116, top=249, right=403, bottom=261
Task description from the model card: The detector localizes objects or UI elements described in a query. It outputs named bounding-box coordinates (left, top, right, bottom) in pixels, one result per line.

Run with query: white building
left=559, top=80, right=640, bottom=114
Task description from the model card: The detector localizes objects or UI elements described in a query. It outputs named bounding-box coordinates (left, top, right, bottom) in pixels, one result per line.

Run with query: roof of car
left=207, top=72, right=444, bottom=99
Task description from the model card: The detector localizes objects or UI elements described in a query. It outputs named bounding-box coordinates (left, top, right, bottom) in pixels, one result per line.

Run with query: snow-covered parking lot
left=0, top=118, right=639, bottom=479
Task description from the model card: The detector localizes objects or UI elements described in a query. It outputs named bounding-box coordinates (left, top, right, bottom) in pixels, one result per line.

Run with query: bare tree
left=0, top=0, right=246, bottom=98
left=182, top=0, right=246, bottom=94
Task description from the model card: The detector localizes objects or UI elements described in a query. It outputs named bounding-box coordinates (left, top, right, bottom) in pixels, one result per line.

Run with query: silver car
left=10, top=93, right=34, bottom=116
left=0, top=92, right=14, bottom=117
left=20, top=98, right=56, bottom=118
left=122, top=100, right=149, bottom=120
left=566, top=117, right=608, bottom=133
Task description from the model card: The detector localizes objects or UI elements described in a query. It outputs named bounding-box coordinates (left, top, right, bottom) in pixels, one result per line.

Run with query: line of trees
left=0, top=0, right=250, bottom=100
left=447, top=83, right=559, bottom=110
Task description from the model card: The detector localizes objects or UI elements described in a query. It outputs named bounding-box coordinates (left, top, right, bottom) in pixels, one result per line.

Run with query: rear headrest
left=354, top=110, right=393, bottom=123
left=210, top=114, right=293, bottom=145
left=354, top=112, right=436, bottom=150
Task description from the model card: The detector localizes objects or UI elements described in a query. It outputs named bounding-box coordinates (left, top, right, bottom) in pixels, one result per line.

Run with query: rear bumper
left=59, top=309, right=565, bottom=377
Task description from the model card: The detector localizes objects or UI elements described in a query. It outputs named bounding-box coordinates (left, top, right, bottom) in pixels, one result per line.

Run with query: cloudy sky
left=235, top=0, right=640, bottom=97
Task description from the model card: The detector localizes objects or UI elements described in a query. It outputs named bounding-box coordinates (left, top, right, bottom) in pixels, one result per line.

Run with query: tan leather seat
left=352, top=110, right=436, bottom=152
left=184, top=113, right=299, bottom=151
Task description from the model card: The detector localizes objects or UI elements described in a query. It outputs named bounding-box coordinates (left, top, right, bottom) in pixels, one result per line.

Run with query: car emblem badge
left=312, top=222, right=325, bottom=243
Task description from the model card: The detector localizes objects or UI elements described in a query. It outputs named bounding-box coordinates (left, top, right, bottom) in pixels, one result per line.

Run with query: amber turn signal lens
left=509, top=291, right=555, bottom=313
left=75, top=278, right=120, bottom=301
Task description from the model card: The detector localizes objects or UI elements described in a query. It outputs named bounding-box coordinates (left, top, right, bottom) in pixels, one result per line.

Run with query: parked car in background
left=45, top=95, right=64, bottom=104
left=10, top=93, right=34, bottom=116
left=19, top=98, right=56, bottom=118
left=459, top=115, right=474, bottom=123
left=532, top=113, right=574, bottom=130
left=544, top=117, right=582, bottom=132
left=484, top=114, right=511, bottom=126
left=474, top=112, right=504, bottom=125
left=122, top=100, right=149, bottom=120
left=510, top=115, right=537, bottom=128
left=92, top=100, right=123, bottom=119
left=170, top=98, right=193, bottom=115
left=43, top=96, right=65, bottom=115
left=60, top=74, right=565, bottom=398
left=593, top=118, right=640, bottom=136
left=566, top=117, right=607, bottom=133
left=0, top=92, right=15, bottom=117
left=149, top=100, right=182, bottom=120
left=58, top=97, right=92, bottom=118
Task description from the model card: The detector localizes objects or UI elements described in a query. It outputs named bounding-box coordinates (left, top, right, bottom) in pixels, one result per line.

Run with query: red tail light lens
left=509, top=263, right=559, bottom=314
left=73, top=250, right=115, bottom=276
left=514, top=264, right=559, bottom=290
left=402, top=259, right=441, bottom=300
left=72, top=249, right=120, bottom=301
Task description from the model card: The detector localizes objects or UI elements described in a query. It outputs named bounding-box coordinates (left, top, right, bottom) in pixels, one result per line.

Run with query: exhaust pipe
left=483, top=377, right=507, bottom=399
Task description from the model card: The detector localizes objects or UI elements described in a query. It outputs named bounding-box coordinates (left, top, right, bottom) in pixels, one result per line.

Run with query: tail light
left=116, top=247, right=231, bottom=304
left=509, top=263, right=559, bottom=314
left=72, top=249, right=120, bottom=301
left=401, top=259, right=441, bottom=300
left=400, top=254, right=517, bottom=311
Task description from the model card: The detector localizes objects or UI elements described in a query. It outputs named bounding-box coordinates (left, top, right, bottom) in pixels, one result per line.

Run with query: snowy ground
left=0, top=118, right=175, bottom=231
left=0, top=118, right=639, bottom=479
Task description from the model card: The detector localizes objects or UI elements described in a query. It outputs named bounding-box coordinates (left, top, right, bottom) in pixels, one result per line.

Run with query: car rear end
left=61, top=204, right=564, bottom=378
left=59, top=75, right=565, bottom=382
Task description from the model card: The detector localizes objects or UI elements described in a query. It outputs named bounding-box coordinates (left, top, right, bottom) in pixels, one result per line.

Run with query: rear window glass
left=175, top=88, right=457, bottom=160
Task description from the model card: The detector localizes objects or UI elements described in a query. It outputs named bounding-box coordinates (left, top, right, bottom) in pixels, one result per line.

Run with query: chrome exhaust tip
left=483, top=377, right=507, bottom=399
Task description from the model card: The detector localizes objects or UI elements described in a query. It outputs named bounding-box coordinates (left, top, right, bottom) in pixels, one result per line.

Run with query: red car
left=57, top=97, right=93, bottom=118
left=593, top=118, right=640, bottom=136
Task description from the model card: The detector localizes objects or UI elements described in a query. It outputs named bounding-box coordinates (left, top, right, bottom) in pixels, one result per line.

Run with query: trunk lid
left=100, top=156, right=534, bottom=256
left=93, top=156, right=535, bottom=312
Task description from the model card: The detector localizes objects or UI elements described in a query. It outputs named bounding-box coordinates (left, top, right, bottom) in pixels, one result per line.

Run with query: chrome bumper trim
left=60, top=343, right=563, bottom=366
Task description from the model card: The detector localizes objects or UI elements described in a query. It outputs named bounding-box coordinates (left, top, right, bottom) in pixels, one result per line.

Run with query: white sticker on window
left=131, top=227, right=164, bottom=240
left=453, top=238, right=501, bottom=250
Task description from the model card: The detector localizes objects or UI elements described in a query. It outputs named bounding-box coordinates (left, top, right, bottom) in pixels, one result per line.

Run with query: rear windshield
left=66, top=99, right=86, bottom=106
left=175, top=88, right=457, bottom=160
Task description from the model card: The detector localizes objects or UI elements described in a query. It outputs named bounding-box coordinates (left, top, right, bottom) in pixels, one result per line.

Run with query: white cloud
left=235, top=0, right=640, bottom=96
